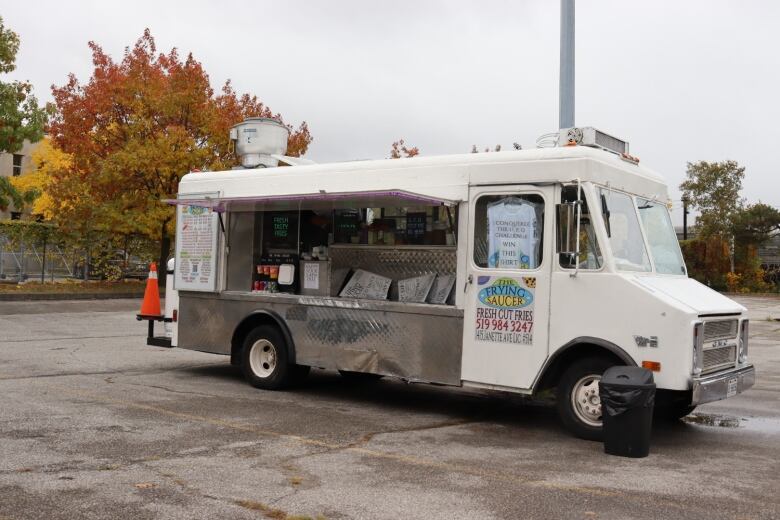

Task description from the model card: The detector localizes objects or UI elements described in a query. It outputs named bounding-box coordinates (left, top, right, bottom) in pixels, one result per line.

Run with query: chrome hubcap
left=249, top=339, right=277, bottom=378
left=572, top=375, right=602, bottom=427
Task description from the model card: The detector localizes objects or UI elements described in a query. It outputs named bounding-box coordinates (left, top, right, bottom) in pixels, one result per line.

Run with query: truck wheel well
left=534, top=342, right=631, bottom=393
left=231, top=312, right=295, bottom=367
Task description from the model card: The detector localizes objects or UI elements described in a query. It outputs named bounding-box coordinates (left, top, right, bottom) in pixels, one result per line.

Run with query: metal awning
left=164, top=189, right=460, bottom=212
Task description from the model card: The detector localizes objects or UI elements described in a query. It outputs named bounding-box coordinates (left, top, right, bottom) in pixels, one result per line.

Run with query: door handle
left=463, top=274, right=473, bottom=292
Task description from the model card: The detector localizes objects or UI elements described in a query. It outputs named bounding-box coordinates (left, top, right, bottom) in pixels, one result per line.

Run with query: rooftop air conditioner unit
left=558, top=127, right=629, bottom=155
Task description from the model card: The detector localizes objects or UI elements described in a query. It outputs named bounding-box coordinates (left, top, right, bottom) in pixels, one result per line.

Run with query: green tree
left=0, top=175, right=36, bottom=212
left=732, top=202, right=780, bottom=246
left=0, top=16, right=48, bottom=153
left=680, top=160, right=745, bottom=271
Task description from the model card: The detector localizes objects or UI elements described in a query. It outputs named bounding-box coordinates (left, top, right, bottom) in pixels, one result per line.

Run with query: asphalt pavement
left=0, top=296, right=778, bottom=520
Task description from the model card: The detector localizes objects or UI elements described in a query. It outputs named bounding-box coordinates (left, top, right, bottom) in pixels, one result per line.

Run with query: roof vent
left=230, top=117, right=290, bottom=168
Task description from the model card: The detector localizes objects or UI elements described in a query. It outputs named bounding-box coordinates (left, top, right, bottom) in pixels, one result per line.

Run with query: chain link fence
left=0, top=231, right=157, bottom=282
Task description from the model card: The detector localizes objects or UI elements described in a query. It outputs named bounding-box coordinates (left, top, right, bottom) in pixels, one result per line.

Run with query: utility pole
left=559, top=0, right=575, bottom=129
left=682, top=196, right=689, bottom=240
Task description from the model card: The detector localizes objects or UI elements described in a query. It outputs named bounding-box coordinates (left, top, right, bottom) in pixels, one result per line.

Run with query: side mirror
left=556, top=202, right=578, bottom=255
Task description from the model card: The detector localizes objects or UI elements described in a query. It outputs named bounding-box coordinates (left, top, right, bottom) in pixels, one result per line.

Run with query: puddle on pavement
left=682, top=413, right=780, bottom=434
left=683, top=413, right=741, bottom=428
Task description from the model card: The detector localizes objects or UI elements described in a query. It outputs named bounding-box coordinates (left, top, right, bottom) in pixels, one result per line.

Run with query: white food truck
left=158, top=120, right=754, bottom=439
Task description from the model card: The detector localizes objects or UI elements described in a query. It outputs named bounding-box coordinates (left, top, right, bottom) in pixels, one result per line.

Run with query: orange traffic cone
left=140, top=262, right=162, bottom=316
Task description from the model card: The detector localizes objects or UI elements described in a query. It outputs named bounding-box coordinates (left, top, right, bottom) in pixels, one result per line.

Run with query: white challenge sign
left=487, top=198, right=540, bottom=269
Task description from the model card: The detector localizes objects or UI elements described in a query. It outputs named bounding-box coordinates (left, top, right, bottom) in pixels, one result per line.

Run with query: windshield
left=600, top=189, right=651, bottom=272
left=637, top=198, right=687, bottom=275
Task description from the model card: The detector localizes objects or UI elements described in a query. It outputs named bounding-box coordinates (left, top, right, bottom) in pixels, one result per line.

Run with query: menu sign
left=174, top=193, right=220, bottom=292
left=427, top=273, right=456, bottom=304
left=406, top=212, right=427, bottom=244
left=335, top=210, right=360, bottom=243
left=339, top=269, right=391, bottom=300
left=398, top=274, right=436, bottom=303
left=262, top=211, right=298, bottom=251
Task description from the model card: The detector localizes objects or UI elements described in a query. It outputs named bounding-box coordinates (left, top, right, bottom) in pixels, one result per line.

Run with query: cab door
left=461, top=185, right=552, bottom=390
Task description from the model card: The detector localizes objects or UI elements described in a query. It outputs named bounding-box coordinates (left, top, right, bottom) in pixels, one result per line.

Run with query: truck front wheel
left=556, top=357, right=615, bottom=441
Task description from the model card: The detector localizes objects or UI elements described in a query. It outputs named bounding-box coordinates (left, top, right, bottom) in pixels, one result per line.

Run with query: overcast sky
left=3, top=0, right=778, bottom=224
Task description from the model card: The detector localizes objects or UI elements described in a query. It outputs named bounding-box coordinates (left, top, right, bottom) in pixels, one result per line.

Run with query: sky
left=2, top=0, right=778, bottom=224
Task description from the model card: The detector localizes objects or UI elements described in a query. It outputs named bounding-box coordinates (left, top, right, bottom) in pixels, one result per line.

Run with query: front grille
left=703, top=320, right=737, bottom=342
left=703, top=345, right=736, bottom=373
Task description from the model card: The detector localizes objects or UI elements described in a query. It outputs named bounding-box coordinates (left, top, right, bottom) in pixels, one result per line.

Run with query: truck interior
left=224, top=199, right=460, bottom=305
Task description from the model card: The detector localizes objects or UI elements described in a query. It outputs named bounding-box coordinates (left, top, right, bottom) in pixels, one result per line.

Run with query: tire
left=655, top=404, right=696, bottom=422
left=556, top=357, right=616, bottom=441
left=338, top=370, right=384, bottom=383
left=241, top=325, right=293, bottom=390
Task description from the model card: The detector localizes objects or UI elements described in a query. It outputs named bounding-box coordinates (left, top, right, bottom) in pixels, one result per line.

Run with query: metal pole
left=682, top=196, right=689, bottom=240
left=559, top=0, right=575, bottom=130
left=41, top=235, right=47, bottom=283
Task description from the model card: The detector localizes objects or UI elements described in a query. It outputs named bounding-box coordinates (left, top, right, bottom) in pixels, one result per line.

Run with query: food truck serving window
left=473, top=194, right=544, bottom=269
left=224, top=197, right=459, bottom=305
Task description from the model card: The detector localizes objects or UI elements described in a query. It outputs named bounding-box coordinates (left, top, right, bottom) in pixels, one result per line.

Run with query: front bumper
left=691, top=365, right=755, bottom=405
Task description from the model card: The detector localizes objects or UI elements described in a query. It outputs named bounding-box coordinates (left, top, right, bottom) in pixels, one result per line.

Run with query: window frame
left=557, top=183, right=605, bottom=272
left=12, top=154, right=23, bottom=176
left=470, top=190, right=547, bottom=273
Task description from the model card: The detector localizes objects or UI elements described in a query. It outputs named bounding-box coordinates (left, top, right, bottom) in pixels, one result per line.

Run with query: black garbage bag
left=599, top=366, right=656, bottom=457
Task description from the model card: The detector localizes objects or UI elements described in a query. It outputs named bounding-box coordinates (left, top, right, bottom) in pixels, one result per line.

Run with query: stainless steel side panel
left=225, top=212, right=255, bottom=291
left=178, top=291, right=464, bottom=385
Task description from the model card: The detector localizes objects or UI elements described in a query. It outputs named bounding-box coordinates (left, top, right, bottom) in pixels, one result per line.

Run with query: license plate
left=726, top=377, right=738, bottom=398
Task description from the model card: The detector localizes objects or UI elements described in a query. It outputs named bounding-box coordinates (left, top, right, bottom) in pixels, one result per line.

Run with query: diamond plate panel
left=287, top=302, right=463, bottom=384
left=329, top=245, right=457, bottom=299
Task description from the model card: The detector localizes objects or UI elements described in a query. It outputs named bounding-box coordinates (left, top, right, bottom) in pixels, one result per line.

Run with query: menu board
left=406, top=212, right=427, bottom=244
left=174, top=192, right=220, bottom=292
left=398, top=273, right=436, bottom=303
left=339, top=269, right=391, bottom=300
left=427, top=273, right=456, bottom=304
left=335, top=210, right=360, bottom=243
left=262, top=211, right=298, bottom=251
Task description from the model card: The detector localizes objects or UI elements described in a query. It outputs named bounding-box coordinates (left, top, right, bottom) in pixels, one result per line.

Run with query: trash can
left=599, top=366, right=656, bottom=458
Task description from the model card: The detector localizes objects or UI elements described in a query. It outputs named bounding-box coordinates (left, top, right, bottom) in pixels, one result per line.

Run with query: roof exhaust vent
left=230, top=117, right=289, bottom=168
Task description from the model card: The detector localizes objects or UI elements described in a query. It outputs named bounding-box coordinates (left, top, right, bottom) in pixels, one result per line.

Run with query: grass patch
left=234, top=500, right=326, bottom=520
left=0, top=280, right=146, bottom=294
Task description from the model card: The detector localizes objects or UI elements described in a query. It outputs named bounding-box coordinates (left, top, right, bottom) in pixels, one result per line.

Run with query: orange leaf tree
left=48, top=29, right=312, bottom=275
left=389, top=139, right=419, bottom=159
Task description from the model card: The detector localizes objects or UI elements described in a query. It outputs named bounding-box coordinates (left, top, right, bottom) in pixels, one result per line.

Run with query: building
left=0, top=139, right=42, bottom=220
left=759, top=233, right=780, bottom=270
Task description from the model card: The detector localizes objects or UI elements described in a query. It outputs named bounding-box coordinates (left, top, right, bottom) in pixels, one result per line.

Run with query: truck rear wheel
left=556, top=357, right=615, bottom=441
left=241, top=325, right=293, bottom=390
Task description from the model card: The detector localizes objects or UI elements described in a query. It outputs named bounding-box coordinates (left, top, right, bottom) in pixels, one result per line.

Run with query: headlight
left=692, top=322, right=704, bottom=375
left=739, top=320, right=749, bottom=363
